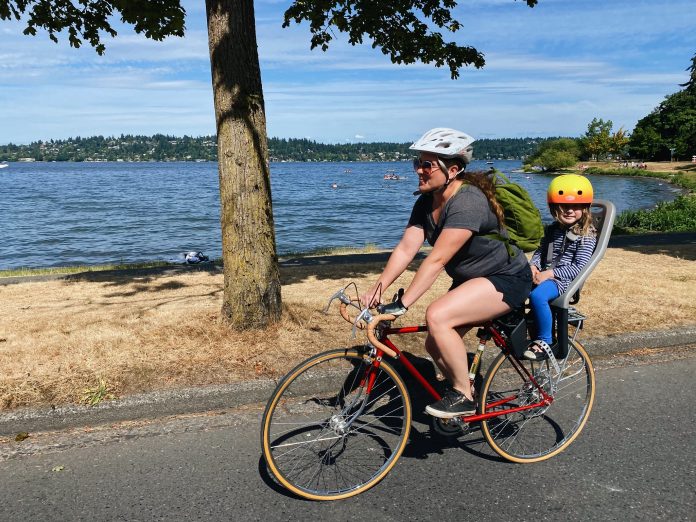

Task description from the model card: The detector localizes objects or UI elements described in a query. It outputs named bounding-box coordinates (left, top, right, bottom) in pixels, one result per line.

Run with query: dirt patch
left=1, top=245, right=694, bottom=411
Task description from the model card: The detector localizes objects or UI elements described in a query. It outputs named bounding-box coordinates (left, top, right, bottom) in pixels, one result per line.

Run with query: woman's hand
left=379, top=298, right=408, bottom=317
left=533, top=269, right=555, bottom=285
left=360, top=288, right=382, bottom=309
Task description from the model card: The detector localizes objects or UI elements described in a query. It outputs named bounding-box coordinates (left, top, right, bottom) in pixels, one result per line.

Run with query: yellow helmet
left=547, top=174, right=594, bottom=204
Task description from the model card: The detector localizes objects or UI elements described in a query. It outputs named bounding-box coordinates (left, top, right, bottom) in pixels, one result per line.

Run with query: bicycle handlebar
left=366, top=313, right=398, bottom=358
left=326, top=287, right=398, bottom=358
left=338, top=301, right=365, bottom=329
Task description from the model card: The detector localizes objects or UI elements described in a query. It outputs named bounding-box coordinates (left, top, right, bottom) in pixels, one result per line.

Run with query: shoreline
left=2, top=231, right=695, bottom=285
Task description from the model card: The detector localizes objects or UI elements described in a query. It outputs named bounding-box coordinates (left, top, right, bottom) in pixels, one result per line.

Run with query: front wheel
left=261, top=348, right=411, bottom=500
left=480, top=338, right=595, bottom=463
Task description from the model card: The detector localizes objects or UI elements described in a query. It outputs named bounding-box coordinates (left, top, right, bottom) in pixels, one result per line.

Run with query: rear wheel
left=480, top=338, right=595, bottom=463
left=261, top=348, right=411, bottom=500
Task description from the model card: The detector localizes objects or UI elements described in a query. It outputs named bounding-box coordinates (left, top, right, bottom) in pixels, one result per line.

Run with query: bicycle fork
left=337, top=354, right=385, bottom=432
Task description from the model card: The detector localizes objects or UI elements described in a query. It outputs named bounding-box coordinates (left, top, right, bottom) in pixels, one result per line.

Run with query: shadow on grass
left=103, top=280, right=190, bottom=298
left=59, top=264, right=224, bottom=305
left=609, top=233, right=696, bottom=261
left=279, top=252, right=425, bottom=285
left=63, top=263, right=223, bottom=286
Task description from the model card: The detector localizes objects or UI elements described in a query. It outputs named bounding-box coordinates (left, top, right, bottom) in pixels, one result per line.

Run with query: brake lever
left=351, top=307, right=374, bottom=338
left=323, top=288, right=352, bottom=314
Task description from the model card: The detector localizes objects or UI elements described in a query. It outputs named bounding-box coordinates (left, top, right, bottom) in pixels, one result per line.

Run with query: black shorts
left=450, top=264, right=532, bottom=309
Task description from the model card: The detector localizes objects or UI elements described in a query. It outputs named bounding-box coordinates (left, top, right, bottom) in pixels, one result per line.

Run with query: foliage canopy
left=3, top=0, right=540, bottom=78
left=524, top=138, right=580, bottom=171
left=0, top=0, right=185, bottom=54
left=284, top=0, right=538, bottom=79
left=629, top=52, right=696, bottom=161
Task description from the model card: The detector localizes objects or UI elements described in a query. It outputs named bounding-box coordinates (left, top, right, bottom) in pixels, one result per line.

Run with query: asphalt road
left=1, top=353, right=694, bottom=521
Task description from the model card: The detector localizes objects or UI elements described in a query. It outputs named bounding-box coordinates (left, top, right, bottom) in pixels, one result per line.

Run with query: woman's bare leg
left=425, top=277, right=511, bottom=400
left=425, top=326, right=470, bottom=384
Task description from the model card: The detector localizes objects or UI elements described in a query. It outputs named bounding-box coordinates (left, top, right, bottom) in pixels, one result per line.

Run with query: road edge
left=2, top=324, right=695, bottom=437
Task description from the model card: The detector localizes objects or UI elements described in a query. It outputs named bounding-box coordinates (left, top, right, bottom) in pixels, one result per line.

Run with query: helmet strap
left=439, top=158, right=460, bottom=189
left=417, top=159, right=465, bottom=195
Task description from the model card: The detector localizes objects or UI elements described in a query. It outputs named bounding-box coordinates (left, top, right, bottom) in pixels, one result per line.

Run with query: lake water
left=0, top=160, right=682, bottom=270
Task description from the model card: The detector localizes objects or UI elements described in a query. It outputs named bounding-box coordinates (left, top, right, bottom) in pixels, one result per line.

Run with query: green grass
left=81, top=378, right=116, bottom=406
left=0, top=260, right=178, bottom=279
left=577, top=166, right=696, bottom=233
left=614, top=194, right=696, bottom=233
left=278, top=243, right=385, bottom=258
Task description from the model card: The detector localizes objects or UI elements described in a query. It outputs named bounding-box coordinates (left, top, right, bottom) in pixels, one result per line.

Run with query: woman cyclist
left=360, top=128, right=532, bottom=418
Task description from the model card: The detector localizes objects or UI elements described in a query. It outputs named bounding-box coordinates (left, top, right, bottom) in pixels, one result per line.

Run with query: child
left=524, top=174, right=597, bottom=360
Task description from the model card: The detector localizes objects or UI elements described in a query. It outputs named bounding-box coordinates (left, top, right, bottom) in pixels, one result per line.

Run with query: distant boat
left=0, top=163, right=8, bottom=169
left=384, top=169, right=404, bottom=180
left=486, top=161, right=494, bottom=165
left=344, top=168, right=352, bottom=173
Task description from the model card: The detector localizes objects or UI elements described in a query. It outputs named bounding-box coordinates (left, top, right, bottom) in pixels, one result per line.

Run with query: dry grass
left=1, top=245, right=695, bottom=411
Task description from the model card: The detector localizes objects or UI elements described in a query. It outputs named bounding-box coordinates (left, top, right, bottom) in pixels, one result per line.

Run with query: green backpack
left=456, top=170, right=543, bottom=257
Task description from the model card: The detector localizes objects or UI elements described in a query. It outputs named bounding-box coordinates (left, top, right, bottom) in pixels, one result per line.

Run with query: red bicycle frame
left=363, top=321, right=554, bottom=423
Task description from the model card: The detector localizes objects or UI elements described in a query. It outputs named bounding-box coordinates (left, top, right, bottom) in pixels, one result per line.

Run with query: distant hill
left=0, top=134, right=562, bottom=163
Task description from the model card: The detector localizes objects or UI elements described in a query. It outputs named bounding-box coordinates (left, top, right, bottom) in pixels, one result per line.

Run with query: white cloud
left=0, top=0, right=694, bottom=144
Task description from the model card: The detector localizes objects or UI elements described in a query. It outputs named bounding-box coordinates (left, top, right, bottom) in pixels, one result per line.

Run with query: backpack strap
left=543, top=223, right=579, bottom=270
left=541, top=223, right=558, bottom=268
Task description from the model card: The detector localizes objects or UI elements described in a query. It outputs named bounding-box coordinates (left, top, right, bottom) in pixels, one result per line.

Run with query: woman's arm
left=361, top=225, right=425, bottom=306
left=400, top=227, right=473, bottom=308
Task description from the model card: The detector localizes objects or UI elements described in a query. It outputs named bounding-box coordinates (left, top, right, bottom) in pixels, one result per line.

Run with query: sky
left=1, top=0, right=695, bottom=145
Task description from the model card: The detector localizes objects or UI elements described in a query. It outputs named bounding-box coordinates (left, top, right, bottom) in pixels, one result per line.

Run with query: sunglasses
left=412, top=158, right=439, bottom=172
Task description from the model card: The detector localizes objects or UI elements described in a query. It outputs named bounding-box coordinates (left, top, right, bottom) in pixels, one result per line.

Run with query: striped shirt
left=530, top=224, right=597, bottom=294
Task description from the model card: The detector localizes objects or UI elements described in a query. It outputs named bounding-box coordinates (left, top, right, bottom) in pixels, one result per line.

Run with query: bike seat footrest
left=568, top=307, right=587, bottom=326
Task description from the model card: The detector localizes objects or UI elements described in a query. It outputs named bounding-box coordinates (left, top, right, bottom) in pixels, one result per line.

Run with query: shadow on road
left=392, top=352, right=507, bottom=465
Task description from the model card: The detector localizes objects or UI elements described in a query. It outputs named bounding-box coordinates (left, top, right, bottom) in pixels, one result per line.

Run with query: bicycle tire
left=261, top=348, right=412, bottom=500
left=480, top=338, right=595, bottom=463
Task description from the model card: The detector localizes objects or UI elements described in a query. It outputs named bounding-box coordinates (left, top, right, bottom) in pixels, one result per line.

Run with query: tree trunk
left=205, top=0, right=281, bottom=328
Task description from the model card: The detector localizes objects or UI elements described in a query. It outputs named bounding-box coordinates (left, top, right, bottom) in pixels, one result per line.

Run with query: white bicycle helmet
left=409, top=128, right=475, bottom=163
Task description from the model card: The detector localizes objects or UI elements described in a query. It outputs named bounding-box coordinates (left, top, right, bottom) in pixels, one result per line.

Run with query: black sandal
left=523, top=340, right=554, bottom=361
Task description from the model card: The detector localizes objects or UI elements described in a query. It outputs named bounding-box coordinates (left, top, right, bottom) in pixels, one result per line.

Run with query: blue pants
left=529, top=280, right=560, bottom=344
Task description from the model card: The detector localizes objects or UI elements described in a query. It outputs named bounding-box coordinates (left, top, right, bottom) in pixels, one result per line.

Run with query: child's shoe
left=523, top=340, right=555, bottom=361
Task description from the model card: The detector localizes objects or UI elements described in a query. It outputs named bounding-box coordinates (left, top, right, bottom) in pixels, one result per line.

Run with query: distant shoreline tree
left=579, top=118, right=630, bottom=161
left=0, top=135, right=558, bottom=163
left=523, top=138, right=581, bottom=171
left=581, top=118, right=613, bottom=161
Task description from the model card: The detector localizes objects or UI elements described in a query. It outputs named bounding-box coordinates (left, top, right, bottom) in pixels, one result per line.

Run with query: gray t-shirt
left=408, top=184, right=527, bottom=281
